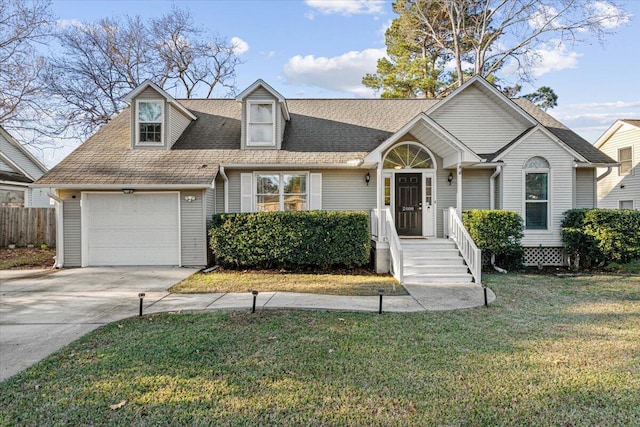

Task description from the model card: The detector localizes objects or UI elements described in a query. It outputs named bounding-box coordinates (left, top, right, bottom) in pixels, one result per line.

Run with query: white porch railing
left=446, top=207, right=481, bottom=284
left=371, top=208, right=403, bottom=283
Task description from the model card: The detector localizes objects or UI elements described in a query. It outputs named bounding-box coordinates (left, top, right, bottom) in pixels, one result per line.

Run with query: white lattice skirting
left=524, top=247, right=566, bottom=266
left=481, top=247, right=567, bottom=267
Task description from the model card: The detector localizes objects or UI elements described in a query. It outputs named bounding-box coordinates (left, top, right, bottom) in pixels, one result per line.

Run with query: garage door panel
left=85, top=193, right=180, bottom=266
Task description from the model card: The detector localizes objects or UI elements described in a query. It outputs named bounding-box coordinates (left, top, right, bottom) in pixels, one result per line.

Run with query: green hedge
left=209, top=211, right=371, bottom=269
left=463, top=210, right=524, bottom=270
left=562, top=209, right=640, bottom=266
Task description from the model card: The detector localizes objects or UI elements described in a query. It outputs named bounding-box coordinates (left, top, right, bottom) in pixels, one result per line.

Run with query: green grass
left=171, top=270, right=406, bottom=296
left=1, top=274, right=639, bottom=426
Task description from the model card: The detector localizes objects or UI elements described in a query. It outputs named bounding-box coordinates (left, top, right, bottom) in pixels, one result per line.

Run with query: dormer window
left=247, top=100, right=275, bottom=146
left=136, top=100, right=164, bottom=145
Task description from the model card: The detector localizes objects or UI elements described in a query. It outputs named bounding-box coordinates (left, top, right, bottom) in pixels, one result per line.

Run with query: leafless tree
left=0, top=0, right=54, bottom=126
left=409, top=0, right=630, bottom=87
left=45, top=7, right=241, bottom=138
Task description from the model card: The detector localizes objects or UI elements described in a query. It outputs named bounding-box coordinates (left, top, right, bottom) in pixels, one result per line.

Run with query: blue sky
left=42, top=0, right=640, bottom=165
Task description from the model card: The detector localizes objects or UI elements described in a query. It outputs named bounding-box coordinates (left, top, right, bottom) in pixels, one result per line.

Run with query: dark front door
left=395, top=173, right=422, bottom=236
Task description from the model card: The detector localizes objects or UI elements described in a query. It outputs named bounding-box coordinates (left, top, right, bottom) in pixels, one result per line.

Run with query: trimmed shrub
left=463, top=210, right=524, bottom=270
left=209, top=211, right=371, bottom=269
left=562, top=208, right=640, bottom=267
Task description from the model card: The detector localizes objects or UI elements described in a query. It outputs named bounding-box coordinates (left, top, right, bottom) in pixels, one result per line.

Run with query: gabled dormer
left=125, top=80, right=197, bottom=150
left=236, top=79, right=290, bottom=150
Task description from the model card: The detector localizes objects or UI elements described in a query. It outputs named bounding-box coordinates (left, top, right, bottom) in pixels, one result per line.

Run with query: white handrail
left=384, top=207, right=403, bottom=283
left=447, top=207, right=481, bottom=284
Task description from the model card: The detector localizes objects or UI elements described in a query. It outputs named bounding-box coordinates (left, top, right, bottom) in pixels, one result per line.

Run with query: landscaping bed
left=0, top=247, right=55, bottom=270
left=1, top=273, right=638, bottom=425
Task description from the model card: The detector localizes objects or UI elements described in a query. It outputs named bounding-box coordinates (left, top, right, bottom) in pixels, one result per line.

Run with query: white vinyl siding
left=0, top=157, right=13, bottom=172
left=61, top=191, right=81, bottom=267
left=0, top=132, right=45, bottom=180
left=205, top=187, right=216, bottom=219
left=462, top=169, right=492, bottom=210
left=180, top=190, right=206, bottom=266
left=27, top=188, right=53, bottom=208
left=215, top=175, right=225, bottom=213
left=430, top=84, right=530, bottom=154
left=597, top=125, right=639, bottom=209
left=501, top=129, right=574, bottom=246
left=168, top=104, right=193, bottom=147
left=322, top=170, right=375, bottom=211
left=575, top=168, right=596, bottom=209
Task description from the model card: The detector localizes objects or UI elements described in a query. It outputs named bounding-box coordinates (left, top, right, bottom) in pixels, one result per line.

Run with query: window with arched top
left=383, top=143, right=434, bottom=169
left=524, top=156, right=549, bottom=230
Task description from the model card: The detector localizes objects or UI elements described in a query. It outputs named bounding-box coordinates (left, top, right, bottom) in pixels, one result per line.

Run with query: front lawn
left=171, top=269, right=406, bottom=296
left=1, top=274, right=639, bottom=426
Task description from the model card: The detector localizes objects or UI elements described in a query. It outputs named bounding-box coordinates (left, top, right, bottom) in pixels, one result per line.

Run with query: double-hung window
left=136, top=100, right=164, bottom=145
left=619, top=147, right=632, bottom=175
left=524, top=157, right=549, bottom=230
left=256, top=173, right=307, bottom=211
left=247, top=101, right=275, bottom=146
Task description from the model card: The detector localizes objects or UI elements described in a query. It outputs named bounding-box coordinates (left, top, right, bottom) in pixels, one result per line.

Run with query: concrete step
left=403, top=264, right=469, bottom=275
left=404, top=257, right=465, bottom=266
left=403, top=273, right=474, bottom=284
left=401, top=240, right=456, bottom=249
left=403, top=249, right=462, bottom=258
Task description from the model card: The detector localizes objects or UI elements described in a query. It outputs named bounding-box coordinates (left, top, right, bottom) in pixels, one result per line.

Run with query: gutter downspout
left=488, top=166, right=507, bottom=274
left=46, top=190, right=64, bottom=269
left=596, top=166, right=612, bottom=182
left=219, top=165, right=229, bottom=213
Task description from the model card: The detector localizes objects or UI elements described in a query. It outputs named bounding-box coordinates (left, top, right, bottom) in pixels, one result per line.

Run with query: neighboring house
left=0, top=126, right=52, bottom=208
left=595, top=119, right=640, bottom=210
left=35, top=76, right=616, bottom=284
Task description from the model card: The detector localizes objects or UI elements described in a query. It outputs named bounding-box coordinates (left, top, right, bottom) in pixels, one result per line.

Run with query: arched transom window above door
left=383, top=143, right=435, bottom=169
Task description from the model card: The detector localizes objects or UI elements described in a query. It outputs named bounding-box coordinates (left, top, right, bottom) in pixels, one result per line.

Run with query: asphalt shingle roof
left=37, top=95, right=614, bottom=186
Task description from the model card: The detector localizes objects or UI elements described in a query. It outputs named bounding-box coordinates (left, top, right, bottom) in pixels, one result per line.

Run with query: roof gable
left=426, top=75, right=537, bottom=126
left=236, top=79, right=290, bottom=120
left=125, top=80, right=197, bottom=121
left=0, top=126, right=47, bottom=181
left=595, top=119, right=640, bottom=149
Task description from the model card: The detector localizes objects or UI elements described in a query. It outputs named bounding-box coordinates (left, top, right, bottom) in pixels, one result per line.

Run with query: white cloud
left=56, top=18, right=85, bottom=30
left=261, top=50, right=276, bottom=59
left=283, top=48, right=386, bottom=96
left=529, top=42, right=581, bottom=77
left=231, top=37, right=249, bottom=55
left=502, top=40, right=581, bottom=78
left=587, top=1, right=631, bottom=29
left=552, top=100, right=640, bottom=143
left=305, top=0, right=385, bottom=17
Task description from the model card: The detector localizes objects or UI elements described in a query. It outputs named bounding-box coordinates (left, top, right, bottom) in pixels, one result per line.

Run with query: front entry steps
left=401, top=238, right=473, bottom=284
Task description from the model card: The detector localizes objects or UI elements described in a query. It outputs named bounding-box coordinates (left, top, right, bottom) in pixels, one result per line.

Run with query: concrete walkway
left=1, top=267, right=495, bottom=381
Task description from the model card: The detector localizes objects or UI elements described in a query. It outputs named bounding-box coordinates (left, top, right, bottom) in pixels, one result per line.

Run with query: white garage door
left=84, top=193, right=180, bottom=266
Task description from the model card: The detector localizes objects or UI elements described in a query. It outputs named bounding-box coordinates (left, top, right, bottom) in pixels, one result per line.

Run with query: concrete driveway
left=0, top=267, right=197, bottom=381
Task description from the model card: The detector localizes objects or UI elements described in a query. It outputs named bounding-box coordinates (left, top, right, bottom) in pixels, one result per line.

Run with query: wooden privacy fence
left=0, top=207, right=56, bottom=247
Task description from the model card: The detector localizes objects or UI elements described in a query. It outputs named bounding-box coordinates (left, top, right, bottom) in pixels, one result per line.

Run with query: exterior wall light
left=184, top=195, right=196, bottom=202
left=365, top=172, right=371, bottom=186
left=447, top=172, right=454, bottom=185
